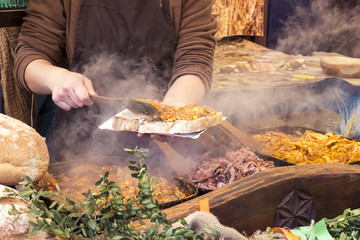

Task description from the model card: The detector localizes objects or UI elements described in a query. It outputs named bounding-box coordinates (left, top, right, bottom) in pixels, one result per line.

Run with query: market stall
left=1, top=0, right=360, bottom=239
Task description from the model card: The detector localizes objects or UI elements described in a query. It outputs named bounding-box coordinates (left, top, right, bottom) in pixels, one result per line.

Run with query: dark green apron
left=54, top=0, right=175, bottom=162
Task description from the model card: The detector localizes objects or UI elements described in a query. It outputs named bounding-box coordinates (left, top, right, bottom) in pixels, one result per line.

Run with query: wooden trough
left=162, top=163, right=360, bottom=235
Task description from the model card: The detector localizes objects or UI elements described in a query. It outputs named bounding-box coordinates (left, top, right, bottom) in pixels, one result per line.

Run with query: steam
left=275, top=0, right=360, bottom=57
left=57, top=54, right=170, bottom=170
left=82, top=54, right=166, bottom=99
left=206, top=78, right=352, bottom=134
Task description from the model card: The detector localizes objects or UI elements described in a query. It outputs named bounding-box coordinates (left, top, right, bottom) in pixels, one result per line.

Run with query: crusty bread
left=0, top=114, right=49, bottom=186
left=112, top=109, right=223, bottom=134
left=320, top=56, right=360, bottom=78
left=0, top=185, right=52, bottom=239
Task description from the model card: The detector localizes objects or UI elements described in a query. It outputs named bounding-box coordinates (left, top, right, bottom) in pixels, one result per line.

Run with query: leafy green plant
left=6, top=147, right=220, bottom=240
left=326, top=208, right=360, bottom=240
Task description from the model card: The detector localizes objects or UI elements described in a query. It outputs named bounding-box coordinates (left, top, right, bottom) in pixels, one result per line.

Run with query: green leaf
left=25, top=176, right=33, bottom=183
left=81, top=226, right=88, bottom=237
left=19, top=181, right=29, bottom=186
left=49, top=200, right=58, bottom=209
left=55, top=184, right=61, bottom=194
left=28, top=220, right=38, bottom=227
left=68, top=213, right=82, bottom=218
left=52, top=228, right=64, bottom=236
left=51, top=210, right=62, bottom=222
left=145, top=203, right=157, bottom=209
left=74, top=203, right=81, bottom=210
left=88, top=219, right=96, bottom=230
left=165, top=227, right=173, bottom=237
left=29, top=226, right=40, bottom=236
left=131, top=173, right=139, bottom=178
left=40, top=225, right=51, bottom=232
left=110, top=236, right=123, bottom=240
left=146, top=227, right=154, bottom=236
left=57, top=202, right=66, bottom=212
left=95, top=179, right=102, bottom=186
left=110, top=187, right=120, bottom=193
left=45, top=210, right=55, bottom=219
left=102, top=213, right=115, bottom=219
left=64, top=228, right=71, bottom=238
left=22, top=189, right=35, bottom=197
left=141, top=199, right=151, bottom=205
left=203, top=227, right=213, bottom=234
left=128, top=166, right=139, bottom=171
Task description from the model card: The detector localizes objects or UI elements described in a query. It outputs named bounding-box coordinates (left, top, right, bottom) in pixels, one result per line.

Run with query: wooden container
left=162, top=163, right=360, bottom=235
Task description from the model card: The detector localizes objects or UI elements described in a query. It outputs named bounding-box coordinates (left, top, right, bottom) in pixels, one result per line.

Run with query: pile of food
left=151, top=102, right=218, bottom=122
left=112, top=102, right=223, bottom=134
left=182, top=148, right=275, bottom=190
left=46, top=163, right=192, bottom=205
left=252, top=130, right=360, bottom=164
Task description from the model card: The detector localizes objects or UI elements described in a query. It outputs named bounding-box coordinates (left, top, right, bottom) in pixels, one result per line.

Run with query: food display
left=112, top=102, right=223, bottom=134
left=47, top=163, right=195, bottom=205
left=0, top=113, right=49, bottom=186
left=252, top=130, right=360, bottom=164
left=181, top=148, right=275, bottom=190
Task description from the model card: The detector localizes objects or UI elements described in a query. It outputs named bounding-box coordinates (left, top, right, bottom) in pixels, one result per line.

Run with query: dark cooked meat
left=183, top=148, right=275, bottom=190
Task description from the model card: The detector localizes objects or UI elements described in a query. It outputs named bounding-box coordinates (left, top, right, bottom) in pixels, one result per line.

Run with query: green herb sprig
left=326, top=208, right=360, bottom=240
left=6, top=147, right=220, bottom=240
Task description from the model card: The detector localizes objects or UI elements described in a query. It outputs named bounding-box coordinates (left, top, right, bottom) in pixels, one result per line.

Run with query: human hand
left=50, top=70, right=96, bottom=111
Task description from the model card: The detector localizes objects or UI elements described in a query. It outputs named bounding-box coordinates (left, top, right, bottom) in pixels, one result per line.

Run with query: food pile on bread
left=112, top=102, right=223, bottom=134
left=0, top=113, right=49, bottom=186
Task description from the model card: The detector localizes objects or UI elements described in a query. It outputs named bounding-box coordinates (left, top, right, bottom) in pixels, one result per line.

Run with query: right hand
left=25, top=59, right=97, bottom=111
left=50, top=70, right=96, bottom=111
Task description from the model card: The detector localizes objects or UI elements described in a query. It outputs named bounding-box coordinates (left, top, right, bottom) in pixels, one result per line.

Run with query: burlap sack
left=173, top=211, right=248, bottom=240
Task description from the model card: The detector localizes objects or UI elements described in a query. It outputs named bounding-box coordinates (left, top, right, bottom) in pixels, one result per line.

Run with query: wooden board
left=162, top=163, right=360, bottom=235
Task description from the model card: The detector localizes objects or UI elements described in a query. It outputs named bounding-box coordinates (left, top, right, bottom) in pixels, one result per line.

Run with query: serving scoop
left=90, top=94, right=161, bottom=119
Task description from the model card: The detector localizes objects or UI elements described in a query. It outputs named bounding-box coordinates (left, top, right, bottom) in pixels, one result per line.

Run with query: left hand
left=137, top=74, right=206, bottom=141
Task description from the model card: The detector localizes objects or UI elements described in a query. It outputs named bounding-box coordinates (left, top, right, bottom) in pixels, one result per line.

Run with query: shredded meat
left=183, top=148, right=275, bottom=190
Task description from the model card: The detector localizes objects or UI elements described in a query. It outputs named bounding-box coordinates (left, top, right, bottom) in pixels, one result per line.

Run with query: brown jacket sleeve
left=170, top=0, right=218, bottom=94
left=15, top=0, right=217, bottom=94
left=14, top=0, right=68, bottom=92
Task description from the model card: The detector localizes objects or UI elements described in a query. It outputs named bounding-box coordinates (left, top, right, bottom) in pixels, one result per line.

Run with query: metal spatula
left=90, top=94, right=161, bottom=119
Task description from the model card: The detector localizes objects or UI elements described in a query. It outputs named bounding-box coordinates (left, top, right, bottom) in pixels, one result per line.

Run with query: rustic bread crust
left=0, top=114, right=49, bottom=186
left=112, top=109, right=223, bottom=134
left=320, top=56, right=360, bottom=78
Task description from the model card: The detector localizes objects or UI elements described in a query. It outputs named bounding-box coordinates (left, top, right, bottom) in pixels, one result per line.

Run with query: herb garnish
left=7, top=147, right=220, bottom=239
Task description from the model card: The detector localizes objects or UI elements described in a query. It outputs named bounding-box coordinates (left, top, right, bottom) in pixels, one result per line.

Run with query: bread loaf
left=112, top=109, right=223, bottom=134
left=0, top=184, right=52, bottom=239
left=320, top=56, right=360, bottom=78
left=0, top=114, right=49, bottom=186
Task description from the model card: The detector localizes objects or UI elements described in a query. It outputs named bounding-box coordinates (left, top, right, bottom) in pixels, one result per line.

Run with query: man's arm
left=163, top=74, right=206, bottom=106
left=168, top=0, right=217, bottom=105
